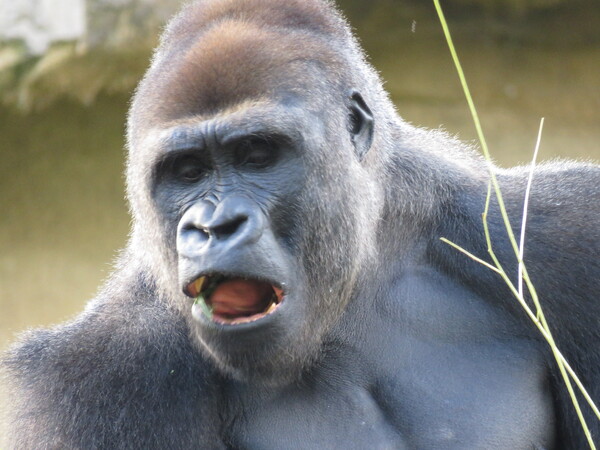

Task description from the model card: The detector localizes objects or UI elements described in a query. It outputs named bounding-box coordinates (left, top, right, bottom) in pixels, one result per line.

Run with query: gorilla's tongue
left=208, top=278, right=275, bottom=323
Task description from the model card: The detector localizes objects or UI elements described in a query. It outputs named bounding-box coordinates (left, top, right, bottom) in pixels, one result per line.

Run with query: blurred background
left=0, top=0, right=599, bottom=434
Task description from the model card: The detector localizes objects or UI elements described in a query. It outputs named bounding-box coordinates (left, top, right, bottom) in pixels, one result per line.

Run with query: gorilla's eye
left=235, top=137, right=278, bottom=168
left=171, top=155, right=206, bottom=182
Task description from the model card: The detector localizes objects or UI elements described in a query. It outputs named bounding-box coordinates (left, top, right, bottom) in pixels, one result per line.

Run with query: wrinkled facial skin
left=134, top=97, right=374, bottom=384
left=127, top=16, right=378, bottom=384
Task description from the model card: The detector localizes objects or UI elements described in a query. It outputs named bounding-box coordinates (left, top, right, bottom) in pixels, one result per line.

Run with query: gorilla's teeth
left=265, top=301, right=278, bottom=314
left=189, top=276, right=207, bottom=297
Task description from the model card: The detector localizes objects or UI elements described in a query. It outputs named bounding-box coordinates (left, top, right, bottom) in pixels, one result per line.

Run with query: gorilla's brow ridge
left=156, top=103, right=304, bottom=153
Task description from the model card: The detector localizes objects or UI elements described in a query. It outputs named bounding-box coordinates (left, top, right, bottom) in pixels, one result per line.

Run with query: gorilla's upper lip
left=184, top=273, right=285, bottom=325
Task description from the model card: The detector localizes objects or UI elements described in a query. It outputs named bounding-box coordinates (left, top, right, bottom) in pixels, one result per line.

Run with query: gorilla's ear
left=348, top=90, right=374, bottom=161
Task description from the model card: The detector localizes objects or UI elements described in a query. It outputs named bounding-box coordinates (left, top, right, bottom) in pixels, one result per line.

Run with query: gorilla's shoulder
left=502, top=160, right=600, bottom=202
left=497, top=161, right=600, bottom=240
left=2, top=280, right=220, bottom=447
left=6, top=293, right=197, bottom=382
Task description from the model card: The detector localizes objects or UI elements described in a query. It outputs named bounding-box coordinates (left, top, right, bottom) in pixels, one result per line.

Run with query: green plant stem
left=439, top=238, right=500, bottom=273
left=438, top=235, right=600, bottom=424
left=480, top=184, right=596, bottom=447
left=433, top=1, right=519, bottom=258
left=433, top=1, right=598, bottom=446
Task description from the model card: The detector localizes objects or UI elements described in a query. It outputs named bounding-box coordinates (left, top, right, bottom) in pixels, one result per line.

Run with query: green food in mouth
left=192, top=276, right=222, bottom=320
left=194, top=294, right=213, bottom=320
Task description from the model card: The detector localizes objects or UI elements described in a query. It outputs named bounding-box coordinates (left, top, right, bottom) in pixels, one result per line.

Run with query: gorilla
left=3, top=0, right=600, bottom=448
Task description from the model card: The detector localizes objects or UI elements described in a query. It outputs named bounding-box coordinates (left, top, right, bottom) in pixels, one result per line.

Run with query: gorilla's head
left=126, top=0, right=392, bottom=383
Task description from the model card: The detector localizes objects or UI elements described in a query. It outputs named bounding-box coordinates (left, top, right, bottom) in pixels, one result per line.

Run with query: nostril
left=182, top=223, right=210, bottom=237
left=212, top=216, right=247, bottom=240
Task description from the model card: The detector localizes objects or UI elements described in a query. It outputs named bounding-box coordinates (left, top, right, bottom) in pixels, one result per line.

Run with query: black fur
left=3, top=0, right=599, bottom=448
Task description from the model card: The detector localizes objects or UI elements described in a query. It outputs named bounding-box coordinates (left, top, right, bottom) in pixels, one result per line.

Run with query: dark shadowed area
left=1, top=0, right=599, bottom=442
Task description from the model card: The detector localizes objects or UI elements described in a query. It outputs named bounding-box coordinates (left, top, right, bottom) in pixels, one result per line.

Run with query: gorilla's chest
left=224, top=343, right=554, bottom=449
left=226, top=384, right=406, bottom=449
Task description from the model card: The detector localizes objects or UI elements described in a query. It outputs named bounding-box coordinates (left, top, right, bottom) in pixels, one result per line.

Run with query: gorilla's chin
left=187, top=282, right=323, bottom=384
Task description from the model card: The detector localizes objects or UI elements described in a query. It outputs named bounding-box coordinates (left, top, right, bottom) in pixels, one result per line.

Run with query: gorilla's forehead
left=161, top=0, right=343, bottom=49
left=134, top=18, right=345, bottom=130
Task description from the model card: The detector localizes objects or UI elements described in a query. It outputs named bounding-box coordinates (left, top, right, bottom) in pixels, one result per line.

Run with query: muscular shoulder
left=2, top=292, right=221, bottom=448
left=500, top=160, right=600, bottom=215
left=484, top=161, right=600, bottom=262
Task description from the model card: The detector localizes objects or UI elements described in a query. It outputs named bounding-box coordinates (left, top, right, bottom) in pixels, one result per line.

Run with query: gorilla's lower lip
left=187, top=274, right=284, bottom=325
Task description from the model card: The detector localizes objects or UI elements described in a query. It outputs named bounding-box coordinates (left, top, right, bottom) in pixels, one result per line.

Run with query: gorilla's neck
left=373, top=120, right=487, bottom=264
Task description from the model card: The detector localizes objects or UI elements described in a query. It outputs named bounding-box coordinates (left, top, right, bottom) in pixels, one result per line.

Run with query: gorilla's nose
left=210, top=214, right=247, bottom=240
left=177, top=196, right=265, bottom=258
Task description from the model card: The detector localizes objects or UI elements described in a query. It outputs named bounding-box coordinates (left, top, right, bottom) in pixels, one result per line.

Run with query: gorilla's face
left=128, top=16, right=378, bottom=383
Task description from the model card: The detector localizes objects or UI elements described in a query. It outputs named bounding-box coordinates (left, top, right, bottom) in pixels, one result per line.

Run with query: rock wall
left=0, top=0, right=86, bottom=55
left=0, top=0, right=181, bottom=54
left=0, top=0, right=597, bottom=110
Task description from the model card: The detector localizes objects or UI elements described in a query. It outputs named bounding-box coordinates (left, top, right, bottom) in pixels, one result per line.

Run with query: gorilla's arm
left=431, top=161, right=600, bottom=447
left=2, top=264, right=224, bottom=449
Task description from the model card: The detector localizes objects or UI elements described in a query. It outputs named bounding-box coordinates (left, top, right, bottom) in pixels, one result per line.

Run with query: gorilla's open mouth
left=186, top=275, right=284, bottom=325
